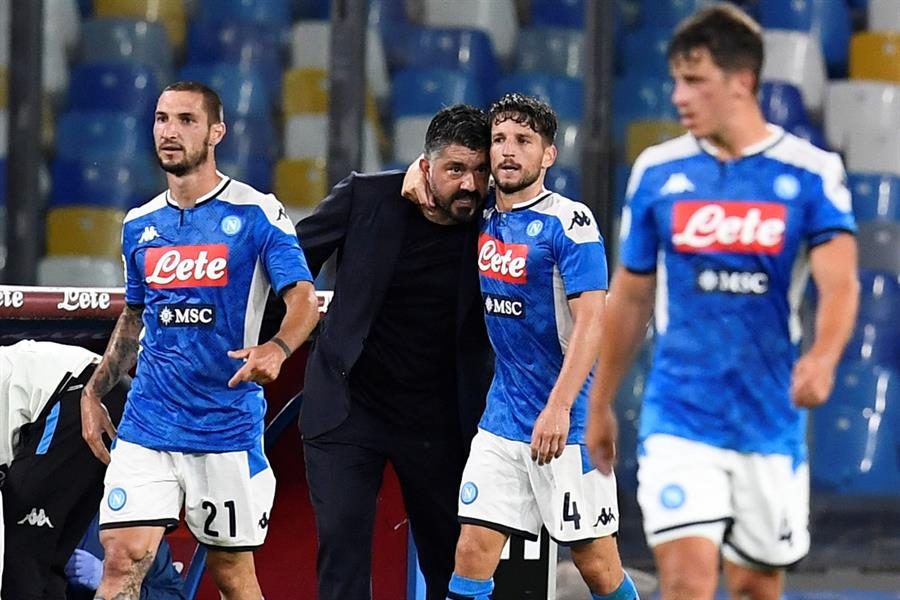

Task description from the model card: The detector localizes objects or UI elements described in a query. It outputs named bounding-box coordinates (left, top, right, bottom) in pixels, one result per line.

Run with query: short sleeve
left=619, top=156, right=661, bottom=273
left=122, top=221, right=145, bottom=306
left=552, top=202, right=609, bottom=296
left=805, top=152, right=857, bottom=248
left=255, top=196, right=314, bottom=294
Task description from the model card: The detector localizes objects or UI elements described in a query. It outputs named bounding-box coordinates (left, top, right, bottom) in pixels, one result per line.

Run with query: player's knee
left=454, top=531, right=493, bottom=565
left=101, top=539, right=157, bottom=580
left=662, top=570, right=713, bottom=600
left=207, top=551, right=258, bottom=594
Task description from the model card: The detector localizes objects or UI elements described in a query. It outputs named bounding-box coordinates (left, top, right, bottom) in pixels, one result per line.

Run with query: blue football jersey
left=621, top=127, right=856, bottom=461
left=119, top=175, right=313, bottom=453
left=477, top=190, right=608, bottom=444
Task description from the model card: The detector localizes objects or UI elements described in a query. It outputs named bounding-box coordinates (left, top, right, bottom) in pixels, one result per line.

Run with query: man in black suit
left=296, top=105, right=493, bottom=600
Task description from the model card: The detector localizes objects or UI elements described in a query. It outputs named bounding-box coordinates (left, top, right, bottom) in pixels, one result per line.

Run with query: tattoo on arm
left=87, top=306, right=143, bottom=398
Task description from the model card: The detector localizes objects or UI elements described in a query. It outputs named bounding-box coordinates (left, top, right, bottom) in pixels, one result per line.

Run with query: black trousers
left=304, top=401, right=466, bottom=600
left=1, top=366, right=129, bottom=600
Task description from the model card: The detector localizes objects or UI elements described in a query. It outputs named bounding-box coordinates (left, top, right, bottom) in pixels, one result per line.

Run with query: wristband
left=270, top=336, right=292, bottom=358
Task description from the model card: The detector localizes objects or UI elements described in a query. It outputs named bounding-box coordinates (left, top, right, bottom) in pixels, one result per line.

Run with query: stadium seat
left=386, top=26, right=499, bottom=92
left=788, top=122, right=828, bottom=150
left=274, top=158, right=327, bottom=208
left=55, top=111, right=151, bottom=162
left=0, top=158, right=5, bottom=205
left=850, top=32, right=900, bottom=83
left=391, top=68, right=486, bottom=118
left=613, top=76, right=678, bottom=147
left=625, top=120, right=683, bottom=164
left=614, top=163, right=631, bottom=211
left=292, top=0, right=330, bottom=20
left=289, top=20, right=390, bottom=103
left=94, top=0, right=187, bottom=51
left=177, top=63, right=272, bottom=117
left=79, top=18, right=173, bottom=84
left=757, top=0, right=850, bottom=77
left=46, top=0, right=82, bottom=55
left=620, top=26, right=671, bottom=79
left=50, top=156, right=162, bottom=210
left=530, top=0, right=584, bottom=28
left=636, top=0, right=717, bottom=27
left=46, top=206, right=125, bottom=258
left=0, top=66, right=6, bottom=109
left=846, top=128, right=900, bottom=176
left=282, top=68, right=329, bottom=115
left=858, top=222, right=900, bottom=273
left=0, top=109, right=6, bottom=158
left=217, top=155, right=273, bottom=193
left=187, top=19, right=284, bottom=100
left=37, top=256, right=125, bottom=286
left=66, top=62, right=161, bottom=116
left=422, top=0, right=518, bottom=63
left=516, top=27, right=585, bottom=79
left=849, top=172, right=900, bottom=223
left=495, top=73, right=583, bottom=121
left=368, top=0, right=408, bottom=30
left=555, top=120, right=582, bottom=170
left=869, top=0, right=900, bottom=32
left=811, top=364, right=900, bottom=495
left=843, top=320, right=900, bottom=368
left=196, top=0, right=290, bottom=29
left=216, top=115, right=278, bottom=165
left=392, top=116, right=431, bottom=164
left=758, top=81, right=810, bottom=131
left=285, top=116, right=381, bottom=171
left=612, top=340, right=654, bottom=491
left=858, top=269, right=900, bottom=324
left=545, top=166, right=581, bottom=201
left=761, top=30, right=827, bottom=114
left=824, top=80, right=900, bottom=151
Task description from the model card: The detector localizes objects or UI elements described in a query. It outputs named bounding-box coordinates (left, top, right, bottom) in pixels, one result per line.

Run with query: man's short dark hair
left=161, top=81, right=225, bottom=125
left=667, top=3, right=764, bottom=90
left=424, top=104, right=490, bottom=158
left=489, top=93, right=558, bottom=145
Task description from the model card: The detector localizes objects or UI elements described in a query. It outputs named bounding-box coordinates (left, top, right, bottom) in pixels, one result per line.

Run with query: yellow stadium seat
left=850, top=32, right=900, bottom=83
left=94, top=0, right=186, bottom=51
left=275, top=159, right=328, bottom=208
left=282, top=68, right=380, bottom=123
left=626, top=120, right=684, bottom=164
left=46, top=207, right=126, bottom=259
left=0, top=66, right=6, bottom=110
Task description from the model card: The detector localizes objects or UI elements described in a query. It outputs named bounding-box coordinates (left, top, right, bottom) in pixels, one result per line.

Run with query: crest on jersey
left=773, top=174, right=800, bottom=200
left=526, top=220, right=543, bottom=237
left=659, top=483, right=685, bottom=509
left=221, top=215, right=242, bottom=236
left=460, top=482, right=479, bottom=505
left=108, top=487, right=128, bottom=511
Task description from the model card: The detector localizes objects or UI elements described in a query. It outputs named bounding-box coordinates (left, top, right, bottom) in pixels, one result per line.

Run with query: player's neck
left=495, top=178, right=546, bottom=212
left=166, top=163, right=223, bottom=209
left=704, top=107, right=770, bottom=161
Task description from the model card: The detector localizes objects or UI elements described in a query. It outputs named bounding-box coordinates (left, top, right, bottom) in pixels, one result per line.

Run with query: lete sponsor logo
left=0, top=289, right=24, bottom=309
left=145, top=245, right=229, bottom=288
left=672, top=201, right=786, bottom=254
left=57, top=290, right=111, bottom=311
left=478, top=234, right=528, bottom=283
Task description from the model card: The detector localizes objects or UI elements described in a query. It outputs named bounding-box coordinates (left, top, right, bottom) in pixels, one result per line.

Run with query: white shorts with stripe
left=99, top=439, right=276, bottom=550
left=457, top=429, right=619, bottom=544
left=638, top=434, right=810, bottom=569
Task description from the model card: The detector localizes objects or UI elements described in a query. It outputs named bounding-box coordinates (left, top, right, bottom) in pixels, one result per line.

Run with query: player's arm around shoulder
left=81, top=304, right=144, bottom=464
left=791, top=233, right=859, bottom=408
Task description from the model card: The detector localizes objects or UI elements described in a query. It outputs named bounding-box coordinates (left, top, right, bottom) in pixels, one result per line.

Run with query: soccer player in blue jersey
left=585, top=5, right=859, bottom=600
left=80, top=82, right=320, bottom=600
left=436, top=94, right=638, bottom=600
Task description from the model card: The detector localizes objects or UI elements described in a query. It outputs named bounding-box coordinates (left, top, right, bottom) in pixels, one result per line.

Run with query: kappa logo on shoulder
left=660, top=173, right=695, bottom=195
left=139, top=225, right=160, bottom=244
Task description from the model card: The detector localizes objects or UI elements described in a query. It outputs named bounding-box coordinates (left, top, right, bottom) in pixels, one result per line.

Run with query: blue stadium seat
left=757, top=0, right=851, bottom=77
left=495, top=73, right=584, bottom=121
left=187, top=19, right=284, bottom=100
left=545, top=167, right=581, bottom=200
left=614, top=163, right=631, bottom=211
left=66, top=62, right=161, bottom=117
left=849, top=172, right=900, bottom=223
left=197, top=0, right=291, bottom=29
left=217, top=115, right=278, bottom=165
left=758, top=81, right=809, bottom=131
left=613, top=76, right=677, bottom=146
left=613, top=356, right=651, bottom=491
left=858, top=269, right=900, bottom=324
left=292, top=0, right=330, bottom=20
left=811, top=364, right=900, bottom=495
left=516, top=27, right=585, bottom=79
left=218, top=156, right=273, bottom=193
left=621, top=27, right=671, bottom=79
left=637, top=0, right=715, bottom=28
left=177, top=63, right=272, bottom=117
left=50, top=156, right=162, bottom=210
left=369, top=0, right=409, bottom=31
left=789, top=122, right=829, bottom=151
left=842, top=321, right=900, bottom=370
left=391, top=68, right=486, bottom=117
left=384, top=26, right=498, bottom=93
left=0, top=159, right=5, bottom=206
left=79, top=18, right=174, bottom=84
left=55, top=111, right=152, bottom=162
left=530, top=0, right=584, bottom=29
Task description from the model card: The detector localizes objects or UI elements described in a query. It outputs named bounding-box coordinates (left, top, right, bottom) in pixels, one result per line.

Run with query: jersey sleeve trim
left=624, top=266, right=657, bottom=276
left=807, top=227, right=856, bottom=249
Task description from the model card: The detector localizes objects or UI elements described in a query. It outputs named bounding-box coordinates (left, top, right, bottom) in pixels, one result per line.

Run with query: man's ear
left=209, top=122, right=226, bottom=146
left=418, top=156, right=431, bottom=178
left=541, top=144, right=558, bottom=170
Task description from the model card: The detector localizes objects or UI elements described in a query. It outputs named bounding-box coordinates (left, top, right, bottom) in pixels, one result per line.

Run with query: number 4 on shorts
left=562, top=492, right=581, bottom=530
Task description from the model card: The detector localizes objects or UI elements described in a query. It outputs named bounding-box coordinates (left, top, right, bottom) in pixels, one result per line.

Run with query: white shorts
left=637, top=434, right=810, bottom=569
left=458, top=429, right=619, bottom=545
left=99, top=439, right=276, bottom=550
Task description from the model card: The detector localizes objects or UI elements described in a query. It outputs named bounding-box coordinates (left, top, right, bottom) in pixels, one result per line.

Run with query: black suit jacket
left=296, top=171, right=492, bottom=442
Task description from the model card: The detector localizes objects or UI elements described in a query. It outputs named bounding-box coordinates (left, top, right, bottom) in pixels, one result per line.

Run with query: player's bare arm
left=228, top=281, right=319, bottom=388
left=585, top=269, right=655, bottom=474
left=81, top=305, right=144, bottom=464
left=532, top=289, right=607, bottom=466
left=791, top=233, right=859, bottom=408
